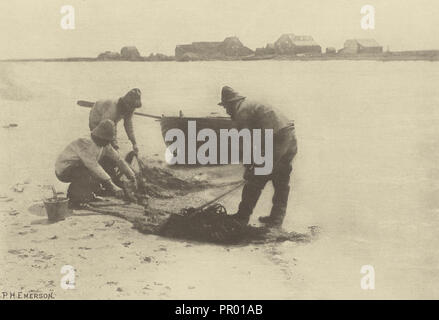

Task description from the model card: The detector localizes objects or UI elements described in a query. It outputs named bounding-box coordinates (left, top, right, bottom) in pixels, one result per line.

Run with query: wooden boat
left=159, top=114, right=243, bottom=165
left=160, top=115, right=234, bottom=138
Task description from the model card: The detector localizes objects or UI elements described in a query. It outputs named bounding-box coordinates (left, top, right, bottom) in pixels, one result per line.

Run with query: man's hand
left=132, top=144, right=139, bottom=155
left=126, top=167, right=138, bottom=190
left=243, top=165, right=254, bottom=180
left=131, top=176, right=138, bottom=190
left=105, top=180, right=124, bottom=198
left=113, top=185, right=124, bottom=199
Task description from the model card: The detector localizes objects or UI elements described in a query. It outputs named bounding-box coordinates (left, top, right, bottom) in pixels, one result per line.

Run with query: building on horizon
left=325, top=47, right=337, bottom=55
left=120, top=46, right=142, bottom=61
left=274, top=34, right=322, bottom=55
left=255, top=34, right=322, bottom=56
left=255, top=43, right=276, bottom=56
left=97, top=51, right=121, bottom=60
left=175, top=37, right=253, bottom=61
left=339, top=39, right=383, bottom=54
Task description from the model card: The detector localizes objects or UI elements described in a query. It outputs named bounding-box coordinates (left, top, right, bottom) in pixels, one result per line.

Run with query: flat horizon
left=1, top=0, right=438, bottom=60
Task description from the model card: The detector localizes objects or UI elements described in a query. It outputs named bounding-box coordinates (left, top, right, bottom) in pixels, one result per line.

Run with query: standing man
left=89, top=88, right=142, bottom=154
left=55, top=119, right=137, bottom=207
left=218, top=86, right=298, bottom=228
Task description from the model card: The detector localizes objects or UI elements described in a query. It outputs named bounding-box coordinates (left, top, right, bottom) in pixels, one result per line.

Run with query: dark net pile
left=159, top=204, right=263, bottom=244
left=113, top=153, right=314, bottom=245
left=157, top=203, right=311, bottom=245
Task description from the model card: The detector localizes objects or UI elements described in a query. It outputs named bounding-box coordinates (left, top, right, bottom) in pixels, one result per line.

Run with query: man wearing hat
left=218, top=86, right=298, bottom=228
left=89, top=88, right=142, bottom=154
left=55, top=119, right=137, bottom=207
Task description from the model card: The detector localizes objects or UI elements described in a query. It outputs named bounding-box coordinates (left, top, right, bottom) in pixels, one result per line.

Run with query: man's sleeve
left=124, top=113, right=137, bottom=145
left=89, top=102, right=102, bottom=131
left=111, top=124, right=119, bottom=149
left=75, top=140, right=111, bottom=181
left=103, top=144, right=122, bottom=162
left=254, top=104, right=278, bottom=131
left=104, top=145, right=136, bottom=180
left=234, top=108, right=252, bottom=131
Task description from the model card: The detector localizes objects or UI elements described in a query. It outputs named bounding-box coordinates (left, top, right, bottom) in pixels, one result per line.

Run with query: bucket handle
left=51, top=185, right=58, bottom=200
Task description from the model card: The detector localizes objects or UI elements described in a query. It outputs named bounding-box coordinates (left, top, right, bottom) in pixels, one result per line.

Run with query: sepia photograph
left=0, top=0, right=438, bottom=304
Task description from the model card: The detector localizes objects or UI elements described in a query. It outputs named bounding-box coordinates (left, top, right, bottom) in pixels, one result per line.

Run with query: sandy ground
left=0, top=161, right=316, bottom=300
left=3, top=157, right=435, bottom=300
left=2, top=61, right=439, bottom=299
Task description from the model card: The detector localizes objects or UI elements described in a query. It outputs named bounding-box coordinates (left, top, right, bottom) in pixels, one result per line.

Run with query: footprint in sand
left=265, top=246, right=295, bottom=280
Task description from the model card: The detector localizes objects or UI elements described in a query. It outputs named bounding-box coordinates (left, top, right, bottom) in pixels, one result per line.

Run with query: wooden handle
left=77, top=100, right=162, bottom=120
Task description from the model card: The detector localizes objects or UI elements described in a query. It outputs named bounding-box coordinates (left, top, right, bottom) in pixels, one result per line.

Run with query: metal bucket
left=43, top=197, right=69, bottom=222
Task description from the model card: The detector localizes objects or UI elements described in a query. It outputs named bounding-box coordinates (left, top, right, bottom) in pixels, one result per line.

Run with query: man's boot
left=229, top=181, right=266, bottom=225
left=259, top=206, right=287, bottom=228
left=259, top=186, right=290, bottom=228
left=67, top=182, right=92, bottom=208
left=67, top=177, right=99, bottom=208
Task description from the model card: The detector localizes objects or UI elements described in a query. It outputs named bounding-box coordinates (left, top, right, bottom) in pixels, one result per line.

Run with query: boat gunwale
left=160, top=116, right=232, bottom=121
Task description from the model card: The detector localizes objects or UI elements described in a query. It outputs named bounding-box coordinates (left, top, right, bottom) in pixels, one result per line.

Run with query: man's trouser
left=237, top=129, right=297, bottom=225
left=56, top=156, right=120, bottom=204
left=56, top=165, right=99, bottom=204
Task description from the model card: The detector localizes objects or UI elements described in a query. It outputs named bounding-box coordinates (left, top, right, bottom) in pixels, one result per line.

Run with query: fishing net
left=124, top=151, right=220, bottom=200
left=85, top=152, right=315, bottom=245
left=142, top=202, right=311, bottom=245
left=159, top=203, right=267, bottom=244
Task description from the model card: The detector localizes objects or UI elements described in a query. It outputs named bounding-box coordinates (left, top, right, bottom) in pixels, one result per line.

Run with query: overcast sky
left=0, top=0, right=438, bottom=59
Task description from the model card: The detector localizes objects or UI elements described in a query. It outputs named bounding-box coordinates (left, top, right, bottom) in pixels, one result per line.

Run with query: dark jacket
left=89, top=99, right=136, bottom=148
left=231, top=99, right=297, bottom=166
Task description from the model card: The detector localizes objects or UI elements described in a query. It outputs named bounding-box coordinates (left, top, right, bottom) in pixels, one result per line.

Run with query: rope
left=180, top=180, right=245, bottom=217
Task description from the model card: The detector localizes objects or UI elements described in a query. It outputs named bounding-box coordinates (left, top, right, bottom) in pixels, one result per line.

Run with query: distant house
left=97, top=51, right=121, bottom=60
left=340, top=39, right=383, bottom=54
left=274, top=34, right=322, bottom=55
left=120, top=46, right=142, bottom=61
left=220, top=37, right=253, bottom=56
left=325, top=47, right=336, bottom=55
left=175, top=37, right=253, bottom=61
left=255, top=43, right=276, bottom=56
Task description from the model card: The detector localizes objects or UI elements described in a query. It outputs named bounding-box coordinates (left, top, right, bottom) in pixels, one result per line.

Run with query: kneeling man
left=55, top=119, right=137, bottom=206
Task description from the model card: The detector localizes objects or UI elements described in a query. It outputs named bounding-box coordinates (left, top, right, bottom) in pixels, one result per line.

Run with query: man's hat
left=91, top=119, right=115, bottom=141
left=218, top=86, right=245, bottom=106
left=122, top=88, right=142, bottom=109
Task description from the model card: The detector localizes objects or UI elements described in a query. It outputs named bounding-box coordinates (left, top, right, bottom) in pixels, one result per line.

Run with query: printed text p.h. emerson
left=1, top=291, right=55, bottom=300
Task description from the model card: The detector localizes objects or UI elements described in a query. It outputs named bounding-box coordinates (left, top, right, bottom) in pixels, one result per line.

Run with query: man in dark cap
left=218, top=86, right=298, bottom=228
left=55, top=119, right=137, bottom=207
left=89, top=88, right=142, bottom=154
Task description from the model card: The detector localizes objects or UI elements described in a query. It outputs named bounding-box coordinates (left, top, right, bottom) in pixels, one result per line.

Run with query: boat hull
left=160, top=116, right=244, bottom=165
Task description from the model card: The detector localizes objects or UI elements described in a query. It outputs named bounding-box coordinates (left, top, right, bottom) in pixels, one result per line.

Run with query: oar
left=77, top=100, right=162, bottom=120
